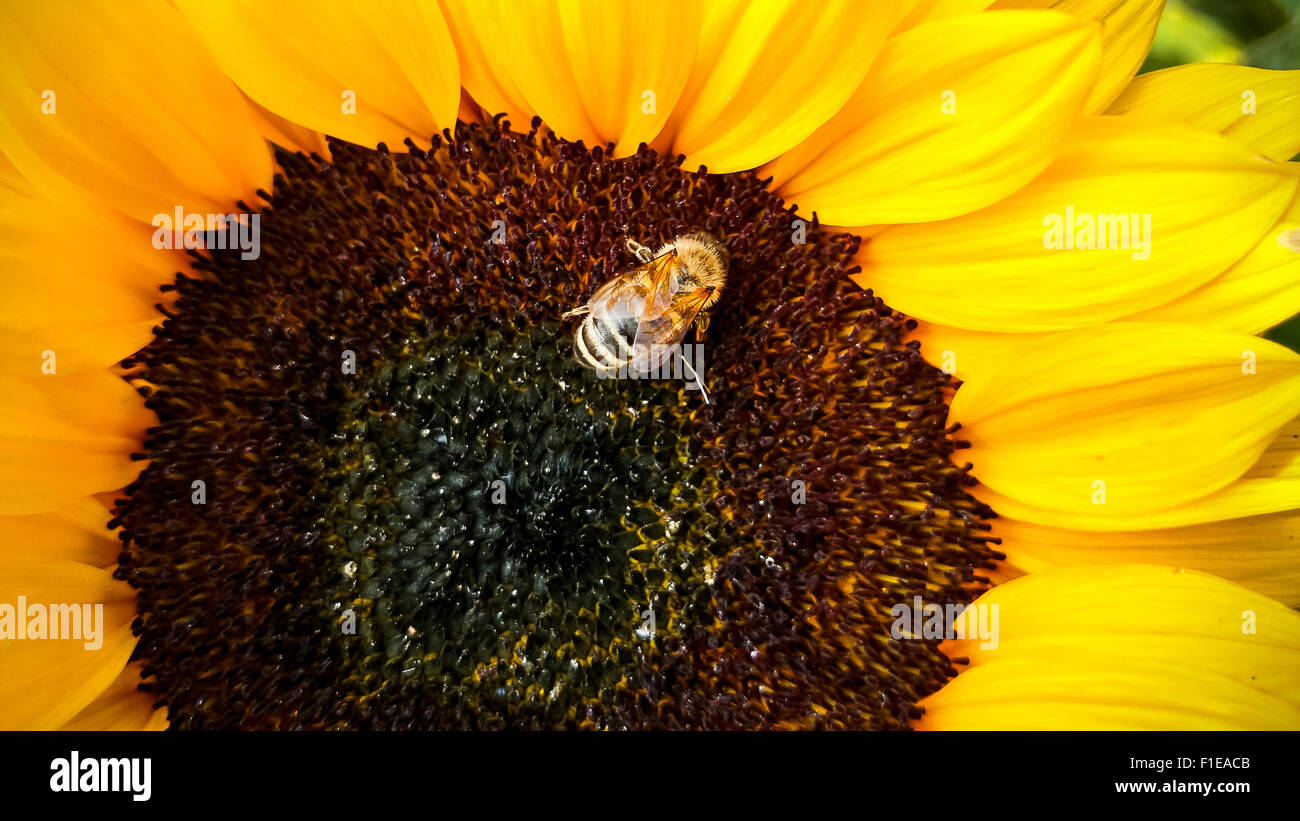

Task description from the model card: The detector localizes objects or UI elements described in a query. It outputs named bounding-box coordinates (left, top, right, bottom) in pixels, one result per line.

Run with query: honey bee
left=563, top=232, right=728, bottom=402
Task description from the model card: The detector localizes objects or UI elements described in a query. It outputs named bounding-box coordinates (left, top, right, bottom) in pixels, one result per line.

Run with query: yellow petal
left=0, top=0, right=273, bottom=223
left=0, top=185, right=174, bottom=375
left=859, top=118, right=1299, bottom=332
left=654, top=0, right=897, bottom=173
left=0, top=497, right=119, bottom=566
left=950, top=323, right=1300, bottom=518
left=243, top=94, right=331, bottom=159
left=1109, top=64, right=1300, bottom=162
left=0, top=321, right=157, bottom=382
left=0, top=560, right=136, bottom=730
left=437, top=1, right=529, bottom=129
left=766, top=10, right=1099, bottom=225
left=552, top=0, right=700, bottom=156
left=444, top=0, right=699, bottom=158
left=61, top=662, right=167, bottom=731
left=177, top=0, right=459, bottom=151
left=891, top=0, right=995, bottom=32
left=1128, top=176, right=1300, bottom=332
left=911, top=182, right=1300, bottom=380
left=456, top=88, right=488, bottom=127
left=0, top=371, right=152, bottom=516
left=992, top=0, right=1164, bottom=113
left=910, top=321, right=1045, bottom=384
left=920, top=657, right=1298, bottom=729
left=0, top=147, right=26, bottom=196
left=992, top=512, right=1300, bottom=607
left=918, top=565, right=1300, bottom=729
left=975, top=415, right=1300, bottom=529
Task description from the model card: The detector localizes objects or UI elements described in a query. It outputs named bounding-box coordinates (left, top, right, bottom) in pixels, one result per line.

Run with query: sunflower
left=1, top=0, right=1297, bottom=731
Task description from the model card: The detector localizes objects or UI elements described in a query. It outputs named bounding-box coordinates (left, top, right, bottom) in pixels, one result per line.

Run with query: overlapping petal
left=892, top=0, right=995, bottom=32
left=0, top=496, right=119, bottom=565
left=993, top=0, right=1164, bottom=113
left=1129, top=185, right=1300, bottom=331
left=976, top=416, right=1300, bottom=530
left=949, top=323, right=1300, bottom=520
left=650, top=0, right=898, bottom=172
left=0, top=560, right=137, bottom=730
left=0, top=371, right=151, bottom=516
left=1109, top=64, right=1300, bottom=162
left=764, top=10, right=1100, bottom=225
left=0, top=185, right=178, bottom=376
left=437, top=0, right=530, bottom=129
left=61, top=662, right=167, bottom=731
left=177, top=0, right=460, bottom=152
left=918, top=565, right=1300, bottom=729
left=911, top=179, right=1300, bottom=380
left=991, top=511, right=1300, bottom=607
left=860, top=118, right=1298, bottom=332
left=244, top=95, right=331, bottom=159
left=0, top=0, right=274, bottom=223
left=444, top=0, right=702, bottom=158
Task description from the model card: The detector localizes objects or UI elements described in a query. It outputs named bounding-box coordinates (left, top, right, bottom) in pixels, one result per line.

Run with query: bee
left=563, top=232, right=728, bottom=402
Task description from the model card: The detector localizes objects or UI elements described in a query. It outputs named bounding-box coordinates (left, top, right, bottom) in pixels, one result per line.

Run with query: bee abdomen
left=575, top=314, right=636, bottom=372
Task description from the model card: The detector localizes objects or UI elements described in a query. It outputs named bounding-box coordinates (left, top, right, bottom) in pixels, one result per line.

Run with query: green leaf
left=1264, top=315, right=1300, bottom=355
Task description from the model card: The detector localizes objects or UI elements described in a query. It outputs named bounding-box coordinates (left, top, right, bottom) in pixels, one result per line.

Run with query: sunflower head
left=103, top=116, right=1000, bottom=729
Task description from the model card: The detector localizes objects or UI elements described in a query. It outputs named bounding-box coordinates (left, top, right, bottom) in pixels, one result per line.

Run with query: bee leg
left=625, top=237, right=655, bottom=264
left=694, top=312, right=710, bottom=339
left=562, top=305, right=590, bottom=318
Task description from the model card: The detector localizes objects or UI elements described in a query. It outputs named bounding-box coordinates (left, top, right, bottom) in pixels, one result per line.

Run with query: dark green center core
left=115, top=117, right=999, bottom=729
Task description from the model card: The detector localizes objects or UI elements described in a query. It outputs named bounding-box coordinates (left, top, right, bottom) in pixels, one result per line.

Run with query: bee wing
left=637, top=249, right=680, bottom=320
left=586, top=270, right=649, bottom=316
left=629, top=286, right=713, bottom=373
left=583, top=251, right=677, bottom=324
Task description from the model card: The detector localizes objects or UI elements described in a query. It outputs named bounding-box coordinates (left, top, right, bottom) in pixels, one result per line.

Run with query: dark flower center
left=114, top=117, right=999, bottom=729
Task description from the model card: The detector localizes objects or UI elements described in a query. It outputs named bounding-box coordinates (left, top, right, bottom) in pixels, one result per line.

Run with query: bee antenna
left=678, top=353, right=710, bottom=404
